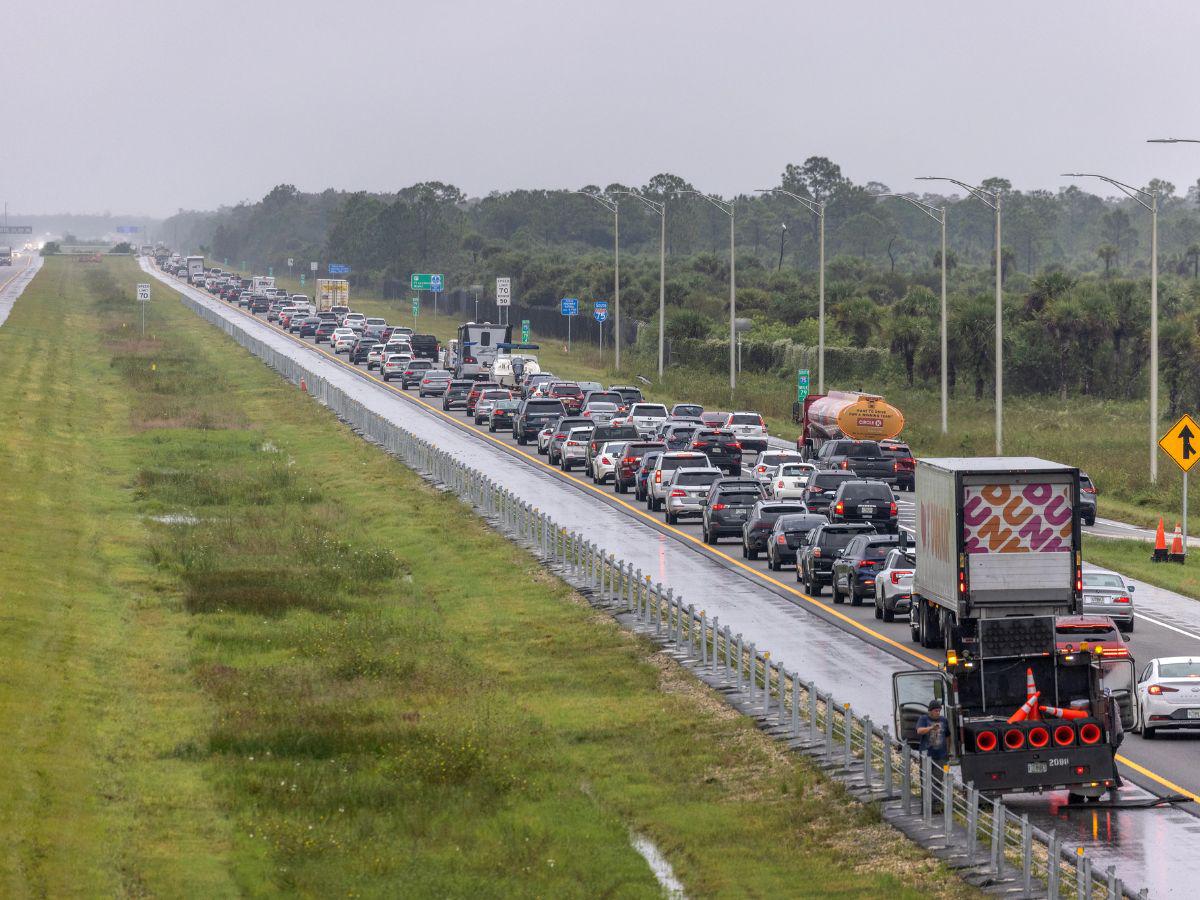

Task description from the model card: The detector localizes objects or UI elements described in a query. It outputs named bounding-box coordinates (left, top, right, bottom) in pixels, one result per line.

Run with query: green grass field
left=0, top=256, right=977, bottom=895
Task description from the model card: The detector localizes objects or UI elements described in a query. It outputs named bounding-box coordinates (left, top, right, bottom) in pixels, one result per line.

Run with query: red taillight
left=1053, top=725, right=1076, bottom=746
left=622, top=456, right=636, bottom=465
left=777, top=534, right=788, bottom=545
left=712, top=503, right=727, bottom=511
left=840, top=460, right=849, bottom=470
left=1078, top=723, right=1102, bottom=745
left=601, top=456, right=610, bottom=464
left=655, top=472, right=662, bottom=483
left=1114, top=596, right=1131, bottom=604
left=857, top=559, right=876, bottom=568
left=891, top=572, right=902, bottom=584
left=958, top=570, right=967, bottom=595
left=566, top=441, right=580, bottom=447
left=1148, top=684, right=1178, bottom=695
left=1003, top=729, right=1026, bottom=750
left=1073, top=765, right=1090, bottom=776
left=757, top=465, right=767, bottom=473
left=893, top=461, right=900, bottom=472
left=777, top=480, right=785, bottom=488
left=555, top=433, right=566, bottom=439
left=1082, top=485, right=1096, bottom=494
left=582, top=411, right=592, bottom=417
left=670, top=489, right=686, bottom=497
left=834, top=501, right=844, bottom=515
left=731, top=441, right=742, bottom=450
left=1028, top=726, right=1050, bottom=749
left=889, top=501, right=897, bottom=515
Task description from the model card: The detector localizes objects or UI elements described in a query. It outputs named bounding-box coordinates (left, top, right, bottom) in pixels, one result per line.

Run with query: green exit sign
left=797, top=368, right=810, bottom=402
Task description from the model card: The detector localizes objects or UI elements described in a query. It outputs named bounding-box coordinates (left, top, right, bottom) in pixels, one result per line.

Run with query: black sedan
left=298, top=317, right=322, bottom=337
left=742, top=501, right=808, bottom=560
left=489, top=399, right=522, bottom=432
left=766, top=513, right=828, bottom=571
left=829, top=533, right=901, bottom=606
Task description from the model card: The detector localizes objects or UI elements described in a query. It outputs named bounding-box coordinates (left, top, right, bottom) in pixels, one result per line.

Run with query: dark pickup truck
left=810, top=439, right=895, bottom=482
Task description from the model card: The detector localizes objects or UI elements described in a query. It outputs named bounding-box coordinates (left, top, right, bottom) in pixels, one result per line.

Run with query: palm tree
left=1096, top=243, right=1119, bottom=277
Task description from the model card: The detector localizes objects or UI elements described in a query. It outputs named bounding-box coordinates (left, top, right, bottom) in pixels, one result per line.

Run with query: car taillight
left=777, top=534, right=788, bottom=545
left=1114, top=595, right=1131, bottom=604
left=1082, top=485, right=1096, bottom=494
left=622, top=456, right=636, bottom=464
left=834, top=501, right=844, bottom=515
left=601, top=456, right=610, bottom=464
left=731, top=442, right=742, bottom=450
left=692, top=441, right=706, bottom=448
left=712, top=503, right=727, bottom=511
left=1148, top=684, right=1178, bottom=695
left=959, top=570, right=967, bottom=594
left=889, top=501, right=897, bottom=515
left=757, top=465, right=767, bottom=473
left=858, top=560, right=876, bottom=568
left=893, top=461, right=900, bottom=472
left=566, top=441, right=579, bottom=447
left=670, top=489, right=686, bottom=497
left=840, top=460, right=849, bottom=470
left=655, top=472, right=661, bottom=483
left=555, top=433, right=566, bottom=439
left=890, top=572, right=902, bottom=584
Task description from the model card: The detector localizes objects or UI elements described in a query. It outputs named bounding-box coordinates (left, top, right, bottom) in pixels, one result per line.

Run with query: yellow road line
left=1115, top=754, right=1200, bottom=803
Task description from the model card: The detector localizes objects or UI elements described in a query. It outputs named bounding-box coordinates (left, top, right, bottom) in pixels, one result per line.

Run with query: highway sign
left=310, top=261, right=318, bottom=272
left=593, top=300, right=608, bottom=323
left=1160, top=414, right=1200, bottom=473
left=287, top=258, right=294, bottom=268
left=797, top=368, right=810, bottom=402
left=412, top=296, right=420, bottom=317
left=560, top=297, right=579, bottom=316
left=117, top=226, right=141, bottom=234
left=496, top=276, right=511, bottom=306
left=300, top=275, right=306, bottom=287
left=136, top=283, right=151, bottom=302
left=328, top=263, right=351, bottom=274
left=411, top=273, right=444, bottom=292
left=268, top=267, right=274, bottom=277
left=521, top=319, right=530, bottom=342
left=0, top=226, right=32, bottom=234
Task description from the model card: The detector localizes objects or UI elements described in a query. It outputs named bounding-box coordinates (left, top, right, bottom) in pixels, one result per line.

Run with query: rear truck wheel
left=831, top=579, right=843, bottom=604
left=809, top=573, right=821, bottom=596
left=615, top=481, right=626, bottom=494
left=767, top=555, right=777, bottom=571
left=1143, top=726, right=1157, bottom=739
left=741, top=543, right=748, bottom=558
left=704, top=527, right=716, bottom=545
left=917, top=603, right=930, bottom=647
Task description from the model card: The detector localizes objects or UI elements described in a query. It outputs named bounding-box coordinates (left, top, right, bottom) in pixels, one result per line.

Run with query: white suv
left=590, top=440, right=627, bottom=485
left=874, top=547, right=915, bottom=622
left=646, top=451, right=710, bottom=511
left=726, top=411, right=768, bottom=452
left=772, top=462, right=817, bottom=500
left=628, top=403, right=669, bottom=438
left=381, top=353, right=411, bottom=382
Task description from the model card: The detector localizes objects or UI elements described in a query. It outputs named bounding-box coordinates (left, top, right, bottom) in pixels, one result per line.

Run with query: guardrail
left=174, top=283, right=1144, bottom=900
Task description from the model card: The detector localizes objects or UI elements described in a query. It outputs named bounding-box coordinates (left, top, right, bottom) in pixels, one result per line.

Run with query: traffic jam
left=160, top=253, right=1200, bottom=811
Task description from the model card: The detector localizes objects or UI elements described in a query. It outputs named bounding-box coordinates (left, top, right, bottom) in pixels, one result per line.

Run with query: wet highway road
left=0, top=253, right=40, bottom=327
left=146, top=259, right=1200, bottom=895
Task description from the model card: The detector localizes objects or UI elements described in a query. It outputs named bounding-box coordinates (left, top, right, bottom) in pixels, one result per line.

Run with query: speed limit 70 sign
left=136, top=283, right=151, bottom=302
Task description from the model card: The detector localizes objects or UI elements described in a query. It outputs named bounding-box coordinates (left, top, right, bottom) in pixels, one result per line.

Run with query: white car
left=560, top=426, right=592, bottom=472
left=384, top=341, right=413, bottom=358
left=726, top=411, right=768, bottom=452
left=646, top=451, right=710, bottom=511
left=364, top=317, right=387, bottom=330
left=873, top=546, right=916, bottom=622
left=582, top=402, right=621, bottom=426
left=343, top=312, right=367, bottom=330
left=1136, top=657, right=1200, bottom=738
left=628, top=403, right=669, bottom=438
left=381, top=353, right=410, bottom=382
left=590, top=440, right=627, bottom=485
left=333, top=332, right=357, bottom=353
left=537, top=424, right=556, bottom=455
left=772, top=462, right=817, bottom=500
left=366, top=344, right=386, bottom=370
left=753, top=450, right=805, bottom=486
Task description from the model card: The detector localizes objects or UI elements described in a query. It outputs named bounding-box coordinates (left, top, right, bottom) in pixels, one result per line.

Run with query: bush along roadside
left=109, top=257, right=981, bottom=897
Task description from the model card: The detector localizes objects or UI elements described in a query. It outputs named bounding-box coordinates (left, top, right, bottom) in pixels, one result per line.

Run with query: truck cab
left=893, top=617, right=1137, bottom=800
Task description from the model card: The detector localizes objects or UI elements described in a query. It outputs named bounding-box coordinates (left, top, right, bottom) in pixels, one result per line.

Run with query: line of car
left=186, top=263, right=1185, bottom=741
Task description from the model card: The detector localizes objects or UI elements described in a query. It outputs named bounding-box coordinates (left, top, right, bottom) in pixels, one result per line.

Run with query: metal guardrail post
left=686, top=604, right=696, bottom=655
left=1107, top=866, right=1119, bottom=900
left=824, top=695, right=835, bottom=755
left=901, top=745, right=913, bottom=815
left=882, top=727, right=894, bottom=797
left=777, top=665, right=786, bottom=719
left=723, top=626, right=731, bottom=676
left=966, top=785, right=979, bottom=856
left=809, top=683, right=819, bottom=742
left=735, top=634, right=743, bottom=691
left=921, top=753, right=933, bottom=824
left=791, top=674, right=800, bottom=736
left=699, top=612, right=708, bottom=666
left=943, top=767, right=954, bottom=836
left=843, top=706, right=853, bottom=770
left=747, top=643, right=757, bottom=702
left=862, top=718, right=873, bottom=790
left=1047, top=832, right=1060, bottom=900
left=1021, top=814, right=1033, bottom=895
left=990, top=800, right=1004, bottom=877
left=709, top=615, right=718, bottom=673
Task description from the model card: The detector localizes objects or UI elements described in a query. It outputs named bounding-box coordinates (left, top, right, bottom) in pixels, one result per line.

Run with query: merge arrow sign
left=1160, top=414, right=1200, bottom=473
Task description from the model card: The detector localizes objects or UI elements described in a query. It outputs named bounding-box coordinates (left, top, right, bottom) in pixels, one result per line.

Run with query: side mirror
left=1127, top=585, right=1136, bottom=594
left=1123, top=633, right=1131, bottom=642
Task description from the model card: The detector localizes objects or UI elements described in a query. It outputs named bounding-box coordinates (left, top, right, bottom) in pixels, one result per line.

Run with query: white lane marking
left=1134, top=611, right=1200, bottom=644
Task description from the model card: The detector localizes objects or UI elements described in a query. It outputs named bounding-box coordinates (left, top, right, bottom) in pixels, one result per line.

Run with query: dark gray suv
left=701, top=478, right=765, bottom=544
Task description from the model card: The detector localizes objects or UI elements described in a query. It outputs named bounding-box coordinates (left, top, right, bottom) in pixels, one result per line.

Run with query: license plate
left=1026, top=762, right=1048, bottom=774
left=861, top=505, right=875, bottom=515
left=1084, top=594, right=1104, bottom=603
left=1188, top=709, right=1200, bottom=720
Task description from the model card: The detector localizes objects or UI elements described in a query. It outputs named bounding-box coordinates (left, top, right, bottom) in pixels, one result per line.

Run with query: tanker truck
left=796, top=391, right=906, bottom=484
left=892, top=456, right=1137, bottom=801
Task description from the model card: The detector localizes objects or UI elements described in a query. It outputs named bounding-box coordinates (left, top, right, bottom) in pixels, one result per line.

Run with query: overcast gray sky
left=5, top=0, right=1200, bottom=217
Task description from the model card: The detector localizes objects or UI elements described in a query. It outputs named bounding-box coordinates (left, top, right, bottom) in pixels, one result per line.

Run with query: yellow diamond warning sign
left=1159, top=414, right=1200, bottom=473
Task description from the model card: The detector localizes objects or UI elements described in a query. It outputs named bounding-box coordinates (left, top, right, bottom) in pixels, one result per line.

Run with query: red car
left=614, top=441, right=665, bottom=494
left=1055, top=615, right=1130, bottom=658
left=549, top=382, right=585, bottom=413
left=466, top=381, right=502, bottom=416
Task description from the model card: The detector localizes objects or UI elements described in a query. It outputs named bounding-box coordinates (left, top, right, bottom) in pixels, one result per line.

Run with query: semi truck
left=186, top=255, right=206, bottom=283
left=892, top=457, right=1136, bottom=800
left=252, top=275, right=276, bottom=293
left=0, top=246, right=12, bottom=266
left=316, top=278, right=349, bottom=312
left=795, top=391, right=904, bottom=454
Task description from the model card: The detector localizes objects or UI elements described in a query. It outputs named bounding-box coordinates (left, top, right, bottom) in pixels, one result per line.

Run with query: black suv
left=514, top=398, right=567, bottom=444
left=742, top=501, right=808, bottom=560
left=690, top=428, right=743, bottom=476
left=661, top=422, right=700, bottom=452
left=350, top=337, right=376, bottom=365
left=766, top=512, right=827, bottom=571
left=829, top=532, right=901, bottom=606
left=796, top=522, right=876, bottom=594
left=828, top=480, right=898, bottom=534
left=804, top=470, right=859, bottom=516
left=442, top=380, right=475, bottom=411
left=701, top=478, right=765, bottom=544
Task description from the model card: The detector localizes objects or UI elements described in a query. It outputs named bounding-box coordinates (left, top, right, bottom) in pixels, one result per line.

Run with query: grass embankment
left=1085, top=536, right=1200, bottom=600
left=263, top=269, right=1188, bottom=533
left=0, top=255, right=974, bottom=895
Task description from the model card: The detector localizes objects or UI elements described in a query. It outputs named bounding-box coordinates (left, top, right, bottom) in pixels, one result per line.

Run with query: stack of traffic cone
left=1169, top=523, right=1187, bottom=564
left=1008, top=692, right=1041, bottom=723
left=1152, top=519, right=1169, bottom=562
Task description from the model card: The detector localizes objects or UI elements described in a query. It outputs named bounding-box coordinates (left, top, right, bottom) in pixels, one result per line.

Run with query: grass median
left=25, top=255, right=982, bottom=895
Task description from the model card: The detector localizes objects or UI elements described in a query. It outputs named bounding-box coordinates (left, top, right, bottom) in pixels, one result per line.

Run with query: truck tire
left=831, top=579, right=843, bottom=604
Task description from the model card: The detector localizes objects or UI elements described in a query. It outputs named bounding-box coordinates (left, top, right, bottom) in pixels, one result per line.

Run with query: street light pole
left=918, top=177, right=1002, bottom=453
left=872, top=193, right=949, bottom=434
left=615, top=190, right=667, bottom=378
left=755, top=189, right=826, bottom=392
left=1063, top=172, right=1160, bottom=483
left=677, top=190, right=737, bottom=391
left=571, top=190, right=621, bottom=369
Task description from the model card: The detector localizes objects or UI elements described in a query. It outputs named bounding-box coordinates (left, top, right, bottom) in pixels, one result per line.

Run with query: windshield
left=863, top=541, right=897, bottom=558
left=1056, top=622, right=1117, bottom=638
left=673, top=404, right=703, bottom=417
left=813, top=474, right=854, bottom=489
left=661, top=455, right=706, bottom=472
left=762, top=453, right=803, bottom=467
left=842, top=483, right=892, bottom=501
left=675, top=471, right=720, bottom=486
left=730, top=413, right=761, bottom=425
left=879, top=444, right=912, bottom=457
left=779, top=464, right=810, bottom=478
left=1159, top=662, right=1200, bottom=678
left=632, top=405, right=668, bottom=417
left=820, top=530, right=864, bottom=550
left=718, top=491, right=761, bottom=505
left=833, top=441, right=882, bottom=458
left=1083, top=573, right=1124, bottom=589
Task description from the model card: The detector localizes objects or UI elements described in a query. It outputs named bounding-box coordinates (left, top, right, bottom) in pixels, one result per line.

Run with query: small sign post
left=310, top=261, right=318, bottom=273
left=560, top=297, right=579, bottom=352
left=412, top=296, right=420, bottom=319
left=136, top=283, right=150, bottom=336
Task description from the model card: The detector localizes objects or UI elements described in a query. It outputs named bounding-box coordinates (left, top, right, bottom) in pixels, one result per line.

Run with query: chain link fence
left=175, top=284, right=1144, bottom=900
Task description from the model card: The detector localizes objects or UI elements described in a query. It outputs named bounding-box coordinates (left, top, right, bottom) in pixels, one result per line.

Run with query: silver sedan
left=1080, top=569, right=1135, bottom=632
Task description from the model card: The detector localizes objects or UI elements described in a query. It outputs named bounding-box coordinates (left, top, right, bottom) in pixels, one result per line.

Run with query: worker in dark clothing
left=916, top=699, right=950, bottom=812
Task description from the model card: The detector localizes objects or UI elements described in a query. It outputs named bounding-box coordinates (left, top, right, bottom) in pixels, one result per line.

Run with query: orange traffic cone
left=1025, top=668, right=1041, bottom=720
left=1040, top=704, right=1088, bottom=720
left=1008, top=691, right=1040, bottom=723
left=1170, top=523, right=1186, bottom=563
left=1153, top=519, right=1168, bottom=562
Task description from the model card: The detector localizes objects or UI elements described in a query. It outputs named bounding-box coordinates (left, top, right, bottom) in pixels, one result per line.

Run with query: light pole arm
left=676, top=188, right=733, bottom=217
left=755, top=188, right=824, bottom=217
left=1061, top=174, right=1155, bottom=213
left=569, top=190, right=618, bottom=213
left=613, top=190, right=664, bottom=216
left=917, top=176, right=997, bottom=210
left=871, top=192, right=945, bottom=225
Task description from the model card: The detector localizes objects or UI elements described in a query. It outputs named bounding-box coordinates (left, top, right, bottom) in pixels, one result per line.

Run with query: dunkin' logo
left=963, top=483, right=1073, bottom=554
